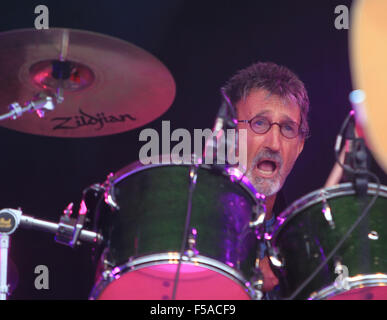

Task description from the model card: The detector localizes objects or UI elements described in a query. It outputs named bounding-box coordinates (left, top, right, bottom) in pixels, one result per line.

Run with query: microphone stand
left=345, top=113, right=371, bottom=274
left=0, top=209, right=21, bottom=300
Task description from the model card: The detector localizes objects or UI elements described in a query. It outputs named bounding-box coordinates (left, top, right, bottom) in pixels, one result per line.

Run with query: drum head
left=97, top=262, right=251, bottom=300
left=328, top=286, right=387, bottom=300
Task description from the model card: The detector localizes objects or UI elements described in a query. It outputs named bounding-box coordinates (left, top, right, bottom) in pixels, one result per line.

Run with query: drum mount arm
left=8, top=207, right=103, bottom=246
left=0, top=206, right=102, bottom=300
left=55, top=184, right=105, bottom=247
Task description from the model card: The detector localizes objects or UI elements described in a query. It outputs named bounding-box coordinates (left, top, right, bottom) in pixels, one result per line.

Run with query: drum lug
left=322, top=195, right=335, bottom=229
left=368, top=230, right=379, bottom=240
left=248, top=268, right=264, bottom=300
left=103, top=173, right=120, bottom=211
left=247, top=287, right=263, bottom=300
left=250, top=269, right=264, bottom=290
left=249, top=201, right=267, bottom=229
left=185, top=228, right=199, bottom=257
left=333, top=259, right=350, bottom=291
left=102, top=269, right=113, bottom=281
left=189, top=161, right=199, bottom=178
left=99, top=253, right=117, bottom=280
left=102, top=264, right=124, bottom=281
left=103, top=258, right=115, bottom=269
left=266, top=240, right=284, bottom=268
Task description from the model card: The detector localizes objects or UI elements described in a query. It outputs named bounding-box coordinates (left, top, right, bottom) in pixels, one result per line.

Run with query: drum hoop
left=104, top=161, right=261, bottom=208
left=308, top=273, right=387, bottom=300
left=271, top=182, right=387, bottom=241
left=89, top=252, right=257, bottom=300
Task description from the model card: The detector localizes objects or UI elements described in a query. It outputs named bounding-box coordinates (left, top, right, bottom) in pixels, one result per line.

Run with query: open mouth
left=256, top=159, right=279, bottom=177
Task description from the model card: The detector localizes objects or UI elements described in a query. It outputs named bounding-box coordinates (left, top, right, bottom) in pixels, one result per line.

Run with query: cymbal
left=0, top=28, right=176, bottom=138
left=350, top=0, right=387, bottom=173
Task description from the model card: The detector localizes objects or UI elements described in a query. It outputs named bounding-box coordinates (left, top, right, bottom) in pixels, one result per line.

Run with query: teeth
left=257, top=168, right=274, bottom=175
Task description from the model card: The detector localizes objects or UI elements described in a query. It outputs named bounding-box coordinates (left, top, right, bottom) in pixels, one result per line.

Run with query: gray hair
left=222, top=61, right=310, bottom=138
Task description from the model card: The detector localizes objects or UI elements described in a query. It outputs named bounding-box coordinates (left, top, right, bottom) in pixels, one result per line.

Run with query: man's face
left=237, top=88, right=305, bottom=196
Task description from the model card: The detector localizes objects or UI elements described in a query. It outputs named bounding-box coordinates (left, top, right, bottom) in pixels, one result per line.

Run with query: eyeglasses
left=238, top=116, right=301, bottom=139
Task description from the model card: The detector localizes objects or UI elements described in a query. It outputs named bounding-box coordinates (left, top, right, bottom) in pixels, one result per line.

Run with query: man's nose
left=262, top=123, right=282, bottom=152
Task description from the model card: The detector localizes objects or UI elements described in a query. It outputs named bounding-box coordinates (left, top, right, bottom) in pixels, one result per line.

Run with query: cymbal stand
left=0, top=57, right=70, bottom=122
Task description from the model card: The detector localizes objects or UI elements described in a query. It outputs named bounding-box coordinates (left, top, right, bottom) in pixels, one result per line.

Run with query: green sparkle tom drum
left=270, top=182, right=387, bottom=300
left=89, top=162, right=264, bottom=300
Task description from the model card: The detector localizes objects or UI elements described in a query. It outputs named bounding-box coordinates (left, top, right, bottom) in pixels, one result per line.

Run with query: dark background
left=0, top=0, right=386, bottom=299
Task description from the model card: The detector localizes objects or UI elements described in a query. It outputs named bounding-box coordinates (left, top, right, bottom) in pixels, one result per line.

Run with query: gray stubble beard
left=246, top=168, right=282, bottom=197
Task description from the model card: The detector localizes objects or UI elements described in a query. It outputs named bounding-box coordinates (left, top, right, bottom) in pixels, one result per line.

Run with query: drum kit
left=0, top=0, right=387, bottom=301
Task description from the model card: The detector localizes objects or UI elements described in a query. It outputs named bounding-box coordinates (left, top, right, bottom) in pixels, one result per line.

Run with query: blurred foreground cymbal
left=350, top=0, right=387, bottom=173
left=0, top=28, right=175, bottom=138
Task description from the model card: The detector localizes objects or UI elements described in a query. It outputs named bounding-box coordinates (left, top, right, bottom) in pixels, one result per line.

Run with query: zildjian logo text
left=51, top=109, right=136, bottom=131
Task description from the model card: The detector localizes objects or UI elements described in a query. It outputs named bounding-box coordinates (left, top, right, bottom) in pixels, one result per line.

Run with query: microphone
left=213, top=100, right=229, bottom=136
left=345, top=90, right=369, bottom=195
left=330, top=110, right=357, bottom=186
left=348, top=90, right=369, bottom=175
left=203, top=100, right=228, bottom=165
left=343, top=112, right=356, bottom=175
